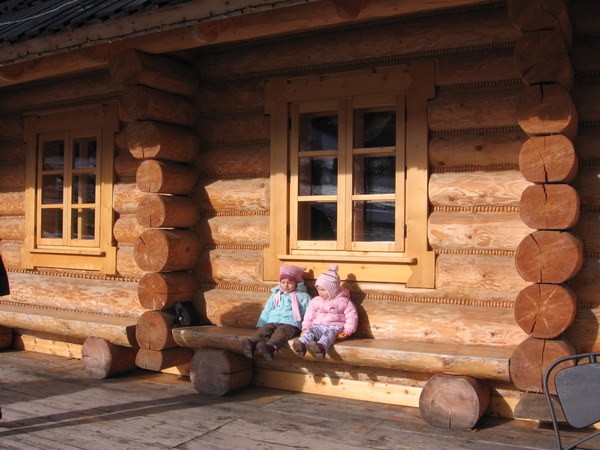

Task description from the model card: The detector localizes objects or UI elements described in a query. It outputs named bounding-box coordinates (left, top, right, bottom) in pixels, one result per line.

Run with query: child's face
left=279, top=277, right=297, bottom=293
left=316, top=286, right=329, bottom=299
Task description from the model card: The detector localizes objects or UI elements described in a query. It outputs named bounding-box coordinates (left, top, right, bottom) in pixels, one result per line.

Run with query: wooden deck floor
left=0, top=349, right=595, bottom=449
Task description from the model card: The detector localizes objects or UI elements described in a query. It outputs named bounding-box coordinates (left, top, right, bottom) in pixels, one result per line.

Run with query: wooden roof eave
left=0, top=0, right=497, bottom=88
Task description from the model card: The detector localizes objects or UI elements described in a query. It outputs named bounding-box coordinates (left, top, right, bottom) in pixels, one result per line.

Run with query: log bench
left=173, top=325, right=513, bottom=428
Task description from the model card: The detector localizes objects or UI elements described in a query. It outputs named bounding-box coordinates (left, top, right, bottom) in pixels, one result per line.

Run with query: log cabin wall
left=187, top=1, right=535, bottom=408
left=0, top=70, right=144, bottom=346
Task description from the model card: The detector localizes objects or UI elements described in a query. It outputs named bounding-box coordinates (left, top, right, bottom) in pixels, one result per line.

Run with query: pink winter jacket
left=301, top=288, right=358, bottom=336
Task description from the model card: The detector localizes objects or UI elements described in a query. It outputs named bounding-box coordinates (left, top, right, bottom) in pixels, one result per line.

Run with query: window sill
left=31, top=248, right=106, bottom=256
left=280, top=253, right=417, bottom=264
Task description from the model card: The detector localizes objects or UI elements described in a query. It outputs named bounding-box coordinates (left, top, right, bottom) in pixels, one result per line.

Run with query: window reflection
left=299, top=157, right=337, bottom=196
left=353, top=155, right=395, bottom=195
left=71, top=208, right=95, bottom=240
left=353, top=201, right=395, bottom=242
left=42, top=140, right=64, bottom=170
left=41, top=209, right=63, bottom=238
left=354, top=110, right=395, bottom=148
left=299, top=113, right=338, bottom=151
left=298, top=202, right=337, bottom=240
left=73, top=137, right=96, bottom=169
left=41, top=175, right=64, bottom=204
left=72, top=174, right=96, bottom=204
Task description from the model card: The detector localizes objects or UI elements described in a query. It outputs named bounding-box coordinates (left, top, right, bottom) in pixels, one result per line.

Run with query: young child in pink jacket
left=292, top=264, right=358, bottom=359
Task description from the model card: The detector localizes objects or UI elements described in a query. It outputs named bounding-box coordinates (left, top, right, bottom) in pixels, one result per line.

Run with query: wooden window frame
left=22, top=104, right=118, bottom=274
left=264, top=64, right=435, bottom=288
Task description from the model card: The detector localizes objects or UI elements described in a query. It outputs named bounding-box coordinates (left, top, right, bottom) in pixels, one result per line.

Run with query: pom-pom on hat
left=316, top=264, right=341, bottom=299
left=279, top=264, right=306, bottom=283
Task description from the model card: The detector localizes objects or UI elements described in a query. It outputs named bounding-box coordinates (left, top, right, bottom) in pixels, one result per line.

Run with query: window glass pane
left=72, top=174, right=96, bottom=204
left=73, top=137, right=97, bottom=169
left=42, top=140, right=64, bottom=170
left=299, top=157, right=337, bottom=196
left=299, top=112, right=338, bottom=151
left=353, top=201, right=395, bottom=241
left=41, top=175, right=63, bottom=204
left=41, top=209, right=63, bottom=238
left=353, top=155, right=395, bottom=195
left=298, top=202, right=337, bottom=240
left=354, top=110, right=395, bottom=148
left=71, top=208, right=95, bottom=240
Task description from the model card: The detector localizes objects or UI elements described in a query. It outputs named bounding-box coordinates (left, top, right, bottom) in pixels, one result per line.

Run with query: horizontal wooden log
left=197, top=177, right=269, bottom=212
left=436, top=253, right=530, bottom=303
left=134, top=229, right=202, bottom=273
left=515, top=230, right=583, bottom=283
left=194, top=79, right=264, bottom=115
left=509, top=336, right=576, bottom=395
left=428, top=86, right=520, bottom=132
left=573, top=212, right=600, bottom=253
left=574, top=129, right=600, bottom=162
left=0, top=241, right=21, bottom=268
left=174, top=326, right=513, bottom=382
left=189, top=348, right=253, bottom=396
left=136, top=159, right=199, bottom=195
left=113, top=181, right=144, bottom=215
left=113, top=216, right=146, bottom=245
left=0, top=302, right=137, bottom=347
left=195, top=112, right=269, bottom=144
left=514, top=29, right=573, bottom=89
left=120, top=85, right=196, bottom=126
left=197, top=215, right=269, bottom=247
left=135, top=310, right=178, bottom=350
left=82, top=337, right=138, bottom=379
left=198, top=7, right=519, bottom=80
left=0, top=191, right=24, bottom=215
left=0, top=138, right=25, bottom=163
left=125, top=121, right=199, bottom=163
left=428, top=211, right=532, bottom=251
left=572, top=83, right=600, bottom=123
left=507, top=0, right=571, bottom=39
left=0, top=113, right=23, bottom=139
left=429, top=170, right=531, bottom=207
left=136, top=194, right=200, bottom=229
left=435, top=49, right=519, bottom=87
left=429, top=131, right=525, bottom=169
left=138, top=272, right=200, bottom=311
left=419, top=373, right=489, bottom=430
left=0, top=215, right=24, bottom=241
left=109, top=49, right=198, bottom=97
left=0, top=70, right=120, bottom=114
left=514, top=283, right=576, bottom=338
left=517, top=84, right=578, bottom=139
left=519, top=184, right=579, bottom=230
left=193, top=144, right=270, bottom=175
left=135, top=347, right=193, bottom=371
left=0, top=325, right=12, bottom=349
left=5, top=272, right=144, bottom=316
left=198, top=289, right=527, bottom=347
left=114, top=152, right=141, bottom=179
left=0, top=162, right=24, bottom=190
left=192, top=249, right=263, bottom=284
left=116, top=246, right=145, bottom=279
left=518, top=135, right=577, bottom=183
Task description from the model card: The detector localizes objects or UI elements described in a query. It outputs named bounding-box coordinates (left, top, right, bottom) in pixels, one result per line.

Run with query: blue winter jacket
left=256, top=282, right=311, bottom=329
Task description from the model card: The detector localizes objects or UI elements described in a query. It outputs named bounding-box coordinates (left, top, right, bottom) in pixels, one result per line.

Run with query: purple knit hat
left=316, top=264, right=341, bottom=299
left=279, top=264, right=306, bottom=283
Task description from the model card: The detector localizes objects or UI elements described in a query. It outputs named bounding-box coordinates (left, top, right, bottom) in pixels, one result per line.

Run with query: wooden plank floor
left=0, top=349, right=596, bottom=449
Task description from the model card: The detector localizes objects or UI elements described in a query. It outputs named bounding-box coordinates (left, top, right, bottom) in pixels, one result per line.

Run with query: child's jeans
left=298, top=324, right=344, bottom=351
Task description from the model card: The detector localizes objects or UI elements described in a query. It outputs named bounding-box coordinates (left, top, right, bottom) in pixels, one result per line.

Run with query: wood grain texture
left=518, top=135, right=577, bottom=183
left=514, top=283, right=577, bottom=338
left=519, top=184, right=580, bottom=230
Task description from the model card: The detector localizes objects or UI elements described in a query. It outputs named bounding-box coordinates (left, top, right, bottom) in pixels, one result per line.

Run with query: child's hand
left=337, top=330, right=350, bottom=339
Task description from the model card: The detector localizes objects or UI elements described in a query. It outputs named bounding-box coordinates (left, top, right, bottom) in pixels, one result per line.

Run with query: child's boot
left=292, top=339, right=306, bottom=358
left=242, top=338, right=257, bottom=358
left=256, top=341, right=275, bottom=360
left=308, top=340, right=326, bottom=359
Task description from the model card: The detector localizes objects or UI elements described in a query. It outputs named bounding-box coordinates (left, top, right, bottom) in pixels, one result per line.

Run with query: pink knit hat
left=316, top=264, right=341, bottom=299
left=279, top=264, right=306, bottom=283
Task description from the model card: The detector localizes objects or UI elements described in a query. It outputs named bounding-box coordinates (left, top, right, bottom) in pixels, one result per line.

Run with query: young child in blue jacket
left=242, top=264, right=311, bottom=360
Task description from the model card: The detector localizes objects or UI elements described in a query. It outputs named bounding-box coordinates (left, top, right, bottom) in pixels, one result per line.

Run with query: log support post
left=507, top=0, right=581, bottom=418
left=189, top=348, right=253, bottom=396
left=419, top=373, right=490, bottom=430
left=109, top=49, right=203, bottom=373
left=82, top=337, right=138, bottom=379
